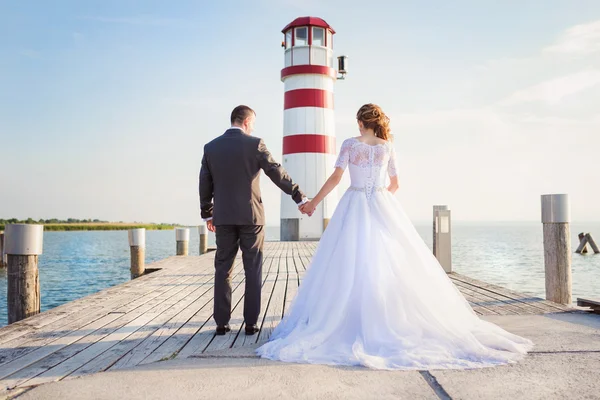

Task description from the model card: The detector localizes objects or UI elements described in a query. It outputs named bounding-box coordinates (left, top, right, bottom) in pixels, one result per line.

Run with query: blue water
left=1, top=223, right=599, bottom=326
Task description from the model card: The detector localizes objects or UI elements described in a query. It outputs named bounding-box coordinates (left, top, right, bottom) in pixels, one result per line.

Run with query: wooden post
left=198, top=225, right=208, bottom=255
left=0, top=230, right=6, bottom=268
left=128, top=228, right=145, bottom=279
left=5, top=224, right=44, bottom=324
left=541, top=194, right=572, bottom=305
left=585, top=233, right=600, bottom=254
left=576, top=233, right=589, bottom=254
left=432, top=205, right=448, bottom=258
left=433, top=206, right=452, bottom=273
left=176, top=228, right=189, bottom=256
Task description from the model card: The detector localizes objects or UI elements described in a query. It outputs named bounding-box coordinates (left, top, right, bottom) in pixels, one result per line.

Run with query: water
left=1, top=223, right=599, bottom=327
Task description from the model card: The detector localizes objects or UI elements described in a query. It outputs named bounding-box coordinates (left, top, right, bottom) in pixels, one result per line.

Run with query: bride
left=256, top=103, right=533, bottom=370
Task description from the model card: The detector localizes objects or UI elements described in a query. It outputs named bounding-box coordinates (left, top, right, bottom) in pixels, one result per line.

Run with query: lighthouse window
left=295, top=27, right=308, bottom=46
left=312, top=27, right=325, bottom=46
left=285, top=30, right=292, bottom=49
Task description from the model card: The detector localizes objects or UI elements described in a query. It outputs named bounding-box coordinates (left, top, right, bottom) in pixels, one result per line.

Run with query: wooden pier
left=0, top=242, right=575, bottom=395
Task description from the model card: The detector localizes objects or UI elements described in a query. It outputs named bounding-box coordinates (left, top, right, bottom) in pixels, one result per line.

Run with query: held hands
left=206, top=220, right=215, bottom=233
left=298, top=200, right=316, bottom=217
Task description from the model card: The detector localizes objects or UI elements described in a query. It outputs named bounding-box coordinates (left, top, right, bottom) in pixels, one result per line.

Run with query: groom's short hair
left=230, top=105, right=256, bottom=124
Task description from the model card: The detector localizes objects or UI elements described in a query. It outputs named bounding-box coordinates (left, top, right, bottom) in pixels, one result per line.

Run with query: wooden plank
left=16, top=271, right=210, bottom=388
left=450, top=273, right=564, bottom=312
left=67, top=264, right=219, bottom=376
left=0, top=270, right=210, bottom=390
left=0, top=271, right=203, bottom=372
left=0, top=258, right=216, bottom=370
left=231, top=256, right=277, bottom=349
left=577, top=298, right=600, bottom=313
left=166, top=259, right=247, bottom=360
left=449, top=282, right=498, bottom=315
left=0, top=257, right=213, bottom=346
left=284, top=257, right=299, bottom=316
left=134, top=260, right=240, bottom=363
left=450, top=273, right=570, bottom=313
left=111, top=259, right=243, bottom=366
left=70, top=288, right=212, bottom=374
left=2, top=270, right=211, bottom=389
left=203, top=250, right=278, bottom=353
left=451, top=280, right=521, bottom=315
left=452, top=278, right=545, bottom=315
left=451, top=277, right=538, bottom=315
left=0, top=258, right=212, bottom=351
left=137, top=261, right=247, bottom=364
left=299, top=255, right=311, bottom=273
left=0, top=256, right=203, bottom=343
left=454, top=291, right=497, bottom=316
left=577, top=297, right=600, bottom=306
left=256, top=255, right=286, bottom=345
left=251, top=262, right=280, bottom=348
left=0, top=313, right=126, bottom=391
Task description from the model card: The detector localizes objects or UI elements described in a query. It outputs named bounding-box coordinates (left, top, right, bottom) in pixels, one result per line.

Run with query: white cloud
left=499, top=70, right=600, bottom=106
left=543, top=19, right=600, bottom=55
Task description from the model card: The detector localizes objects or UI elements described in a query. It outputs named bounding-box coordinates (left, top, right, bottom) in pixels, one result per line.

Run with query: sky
left=1, top=0, right=599, bottom=225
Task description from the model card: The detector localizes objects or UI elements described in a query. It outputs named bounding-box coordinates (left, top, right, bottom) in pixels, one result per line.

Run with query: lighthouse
left=280, top=17, right=346, bottom=241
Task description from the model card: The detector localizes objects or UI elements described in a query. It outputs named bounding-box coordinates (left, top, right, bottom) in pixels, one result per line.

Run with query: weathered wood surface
left=7, top=255, right=40, bottom=324
left=585, top=233, right=600, bottom=254
left=0, top=232, right=6, bottom=268
left=199, top=226, right=209, bottom=255
left=129, top=246, right=145, bottom=279
left=0, top=242, right=573, bottom=394
left=176, top=241, right=188, bottom=256
left=543, top=223, right=572, bottom=305
left=577, top=298, right=600, bottom=314
left=576, top=233, right=589, bottom=254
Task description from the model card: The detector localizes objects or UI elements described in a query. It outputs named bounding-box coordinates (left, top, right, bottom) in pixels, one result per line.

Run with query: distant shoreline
left=0, top=223, right=177, bottom=232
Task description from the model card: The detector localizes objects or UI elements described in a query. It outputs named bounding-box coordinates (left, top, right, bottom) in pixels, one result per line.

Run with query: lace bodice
left=334, top=137, right=397, bottom=198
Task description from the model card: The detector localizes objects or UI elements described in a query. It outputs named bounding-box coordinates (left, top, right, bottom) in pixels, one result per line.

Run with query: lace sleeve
left=334, top=139, right=352, bottom=170
left=388, top=143, right=398, bottom=177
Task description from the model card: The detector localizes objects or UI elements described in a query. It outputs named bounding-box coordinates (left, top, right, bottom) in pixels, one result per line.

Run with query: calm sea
left=1, top=222, right=599, bottom=327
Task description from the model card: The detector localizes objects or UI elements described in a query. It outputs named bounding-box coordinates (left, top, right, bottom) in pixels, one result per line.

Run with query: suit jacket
left=199, top=128, right=305, bottom=226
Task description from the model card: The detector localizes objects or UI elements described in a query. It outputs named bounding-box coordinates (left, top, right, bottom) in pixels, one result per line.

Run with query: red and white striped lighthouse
left=280, top=17, right=344, bottom=241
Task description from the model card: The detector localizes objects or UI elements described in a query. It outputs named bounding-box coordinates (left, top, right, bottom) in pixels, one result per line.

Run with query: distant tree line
left=0, top=218, right=105, bottom=224
left=0, top=218, right=178, bottom=231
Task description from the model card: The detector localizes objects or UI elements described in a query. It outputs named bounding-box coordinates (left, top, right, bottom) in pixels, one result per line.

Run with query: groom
left=199, top=105, right=309, bottom=336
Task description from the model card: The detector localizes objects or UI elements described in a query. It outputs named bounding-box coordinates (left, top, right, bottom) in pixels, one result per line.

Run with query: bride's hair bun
left=356, top=104, right=391, bottom=141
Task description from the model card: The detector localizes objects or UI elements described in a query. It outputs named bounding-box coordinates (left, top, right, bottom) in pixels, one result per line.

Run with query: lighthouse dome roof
left=282, top=17, right=335, bottom=34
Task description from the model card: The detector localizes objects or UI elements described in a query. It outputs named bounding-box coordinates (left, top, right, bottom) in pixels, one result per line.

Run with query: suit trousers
left=214, top=225, right=264, bottom=327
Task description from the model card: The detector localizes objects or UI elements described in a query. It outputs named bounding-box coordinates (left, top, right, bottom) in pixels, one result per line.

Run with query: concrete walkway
left=8, top=313, right=600, bottom=400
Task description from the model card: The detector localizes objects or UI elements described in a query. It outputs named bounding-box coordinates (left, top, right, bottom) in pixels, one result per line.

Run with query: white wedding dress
left=256, top=137, right=534, bottom=370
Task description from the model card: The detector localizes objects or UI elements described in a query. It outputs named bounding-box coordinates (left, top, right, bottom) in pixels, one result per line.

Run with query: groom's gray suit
left=199, top=127, right=306, bottom=327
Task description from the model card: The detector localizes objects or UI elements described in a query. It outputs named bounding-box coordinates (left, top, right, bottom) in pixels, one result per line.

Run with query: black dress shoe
left=216, top=324, right=231, bottom=335
left=245, top=324, right=259, bottom=335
